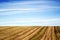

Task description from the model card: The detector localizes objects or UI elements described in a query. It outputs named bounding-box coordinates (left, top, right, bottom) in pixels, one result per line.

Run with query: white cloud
left=0, top=5, right=60, bottom=15
left=0, top=1, right=60, bottom=26
left=0, top=8, right=36, bottom=11
left=0, top=1, right=60, bottom=15
left=0, top=8, right=37, bottom=15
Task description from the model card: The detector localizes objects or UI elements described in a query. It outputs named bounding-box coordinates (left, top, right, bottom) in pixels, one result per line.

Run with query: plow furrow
left=0, top=26, right=60, bottom=40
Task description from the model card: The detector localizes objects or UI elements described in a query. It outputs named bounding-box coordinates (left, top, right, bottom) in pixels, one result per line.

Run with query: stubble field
left=0, top=26, right=60, bottom=40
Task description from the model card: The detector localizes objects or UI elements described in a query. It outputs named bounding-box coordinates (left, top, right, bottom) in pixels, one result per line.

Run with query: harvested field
left=0, top=26, right=60, bottom=40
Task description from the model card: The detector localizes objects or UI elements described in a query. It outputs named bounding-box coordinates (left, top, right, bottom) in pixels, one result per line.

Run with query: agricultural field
left=0, top=26, right=60, bottom=40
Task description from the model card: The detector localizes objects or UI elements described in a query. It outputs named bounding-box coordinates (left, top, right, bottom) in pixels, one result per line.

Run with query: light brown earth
left=0, top=26, right=60, bottom=40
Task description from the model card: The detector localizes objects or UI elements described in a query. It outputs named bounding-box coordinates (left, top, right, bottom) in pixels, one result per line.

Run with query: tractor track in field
left=3, top=27, right=38, bottom=40
left=0, top=26, right=60, bottom=40
left=45, top=27, right=52, bottom=40
left=22, top=27, right=44, bottom=40
left=52, top=27, right=57, bottom=40
left=39, top=27, right=52, bottom=40
left=38, top=27, right=48, bottom=40
left=48, top=27, right=52, bottom=40
left=54, top=27, right=60, bottom=40
left=14, top=27, right=40, bottom=40
left=29, top=27, right=44, bottom=40
left=39, top=27, right=49, bottom=40
left=30, top=27, right=48, bottom=40
left=2, top=27, right=36, bottom=40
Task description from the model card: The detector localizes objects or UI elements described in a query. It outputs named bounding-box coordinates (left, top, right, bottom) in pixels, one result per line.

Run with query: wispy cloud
left=0, top=1, right=60, bottom=26
left=0, top=8, right=36, bottom=11
left=0, top=8, right=37, bottom=15
left=0, top=5, right=60, bottom=15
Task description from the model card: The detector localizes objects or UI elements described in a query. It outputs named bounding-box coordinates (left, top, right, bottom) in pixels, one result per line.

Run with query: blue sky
left=0, top=0, right=60, bottom=26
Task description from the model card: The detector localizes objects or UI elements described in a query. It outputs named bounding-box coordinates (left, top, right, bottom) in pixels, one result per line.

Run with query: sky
left=0, top=0, right=60, bottom=26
